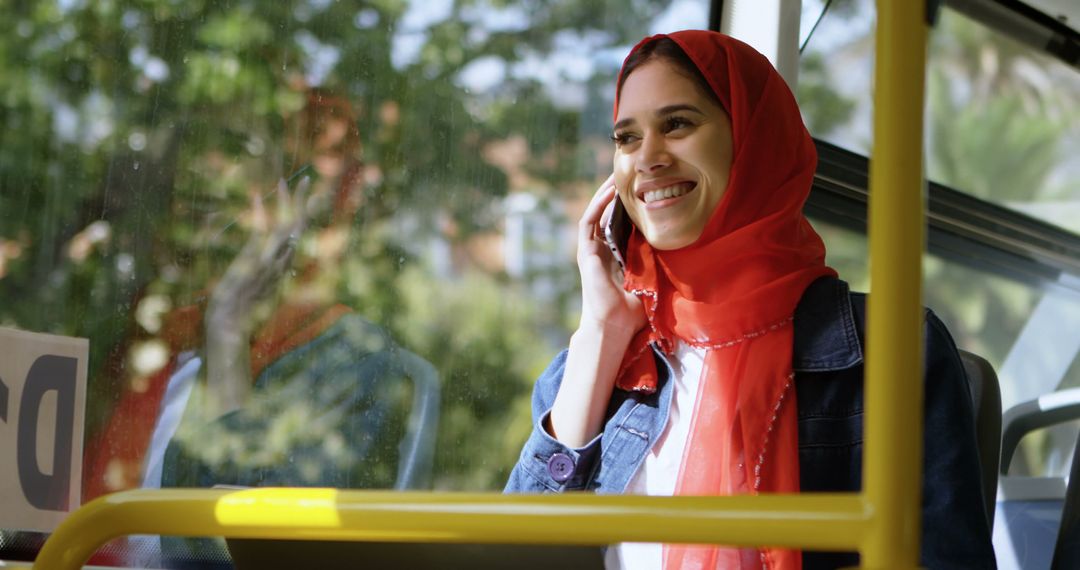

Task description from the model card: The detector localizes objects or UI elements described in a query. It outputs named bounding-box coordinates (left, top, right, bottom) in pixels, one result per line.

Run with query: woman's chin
left=642, top=228, right=699, bottom=251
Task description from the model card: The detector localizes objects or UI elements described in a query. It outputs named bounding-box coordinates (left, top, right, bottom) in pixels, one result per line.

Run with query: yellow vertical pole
left=862, top=0, right=929, bottom=568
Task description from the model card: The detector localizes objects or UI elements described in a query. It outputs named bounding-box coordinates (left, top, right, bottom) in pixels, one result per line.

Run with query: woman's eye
left=610, top=132, right=639, bottom=147
left=663, top=116, right=693, bottom=132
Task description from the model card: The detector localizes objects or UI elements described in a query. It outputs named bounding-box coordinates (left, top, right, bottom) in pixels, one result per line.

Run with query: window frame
left=809, top=139, right=1080, bottom=298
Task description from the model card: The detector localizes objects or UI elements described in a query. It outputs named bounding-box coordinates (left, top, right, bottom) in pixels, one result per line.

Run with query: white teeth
left=643, top=183, right=693, bottom=204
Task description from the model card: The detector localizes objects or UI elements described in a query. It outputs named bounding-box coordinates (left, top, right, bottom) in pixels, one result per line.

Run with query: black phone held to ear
left=604, top=195, right=631, bottom=270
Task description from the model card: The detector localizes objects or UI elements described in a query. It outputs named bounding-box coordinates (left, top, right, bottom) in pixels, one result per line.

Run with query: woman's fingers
left=583, top=174, right=616, bottom=223
left=578, top=175, right=616, bottom=243
left=573, top=175, right=646, bottom=333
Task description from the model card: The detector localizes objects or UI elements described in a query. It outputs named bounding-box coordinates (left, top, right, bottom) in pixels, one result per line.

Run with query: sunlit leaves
left=0, top=0, right=694, bottom=494
left=197, top=9, right=273, bottom=50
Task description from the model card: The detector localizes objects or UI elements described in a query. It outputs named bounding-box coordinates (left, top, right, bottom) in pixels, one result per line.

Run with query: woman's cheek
left=612, top=178, right=638, bottom=222
left=612, top=154, right=633, bottom=198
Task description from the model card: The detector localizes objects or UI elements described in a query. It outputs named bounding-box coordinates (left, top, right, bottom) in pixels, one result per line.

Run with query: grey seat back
left=1052, top=431, right=1080, bottom=569
left=959, top=349, right=1002, bottom=528
left=997, top=388, right=1080, bottom=569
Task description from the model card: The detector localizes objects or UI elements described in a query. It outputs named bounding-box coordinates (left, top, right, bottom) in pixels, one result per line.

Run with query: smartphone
left=603, top=195, right=632, bottom=271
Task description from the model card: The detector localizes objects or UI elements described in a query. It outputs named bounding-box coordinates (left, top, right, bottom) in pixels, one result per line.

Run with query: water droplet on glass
left=133, top=161, right=140, bottom=171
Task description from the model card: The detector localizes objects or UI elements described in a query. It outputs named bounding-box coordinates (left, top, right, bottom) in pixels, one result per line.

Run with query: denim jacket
left=505, top=276, right=996, bottom=569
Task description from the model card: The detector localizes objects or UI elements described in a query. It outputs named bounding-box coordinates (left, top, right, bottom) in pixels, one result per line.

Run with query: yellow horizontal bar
left=34, top=489, right=870, bottom=570
left=1, top=566, right=129, bottom=570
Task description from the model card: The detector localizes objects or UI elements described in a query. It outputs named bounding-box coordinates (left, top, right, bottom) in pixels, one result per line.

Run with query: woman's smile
left=639, top=180, right=697, bottom=207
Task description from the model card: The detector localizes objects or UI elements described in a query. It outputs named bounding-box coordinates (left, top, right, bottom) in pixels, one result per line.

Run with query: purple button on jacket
left=546, top=453, right=575, bottom=482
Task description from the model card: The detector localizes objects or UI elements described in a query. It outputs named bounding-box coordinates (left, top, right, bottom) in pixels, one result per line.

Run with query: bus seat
left=959, top=349, right=1002, bottom=528
left=995, top=388, right=1080, bottom=570
left=1052, top=430, right=1080, bottom=569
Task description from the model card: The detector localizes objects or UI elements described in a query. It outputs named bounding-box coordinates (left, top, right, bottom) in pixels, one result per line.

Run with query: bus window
left=798, top=0, right=1080, bottom=478
left=799, top=0, right=1079, bottom=234
left=0, top=0, right=710, bottom=566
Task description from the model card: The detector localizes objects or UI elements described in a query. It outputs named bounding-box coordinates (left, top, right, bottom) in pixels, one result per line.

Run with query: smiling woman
left=505, top=30, right=996, bottom=570
left=611, top=41, right=733, bottom=251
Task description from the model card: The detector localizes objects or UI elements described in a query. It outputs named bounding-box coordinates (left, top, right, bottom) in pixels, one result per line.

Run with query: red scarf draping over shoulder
left=612, top=31, right=835, bottom=570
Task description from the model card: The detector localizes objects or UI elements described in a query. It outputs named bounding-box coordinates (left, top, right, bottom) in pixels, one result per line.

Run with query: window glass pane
left=798, top=1, right=1080, bottom=234
left=0, top=0, right=708, bottom=565
left=795, top=0, right=874, bottom=149
left=810, top=216, right=1080, bottom=477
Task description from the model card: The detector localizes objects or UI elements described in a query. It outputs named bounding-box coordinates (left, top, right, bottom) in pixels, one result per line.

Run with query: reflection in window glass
left=798, top=0, right=1080, bottom=234
left=0, top=0, right=707, bottom=564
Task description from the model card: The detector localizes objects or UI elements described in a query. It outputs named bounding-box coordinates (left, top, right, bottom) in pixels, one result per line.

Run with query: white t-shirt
left=604, top=341, right=707, bottom=570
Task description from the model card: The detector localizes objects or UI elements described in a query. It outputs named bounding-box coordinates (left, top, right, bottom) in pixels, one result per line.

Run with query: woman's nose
left=636, top=133, right=671, bottom=173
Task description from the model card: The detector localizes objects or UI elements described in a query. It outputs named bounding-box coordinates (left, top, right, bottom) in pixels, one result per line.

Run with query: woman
left=505, top=30, right=995, bottom=569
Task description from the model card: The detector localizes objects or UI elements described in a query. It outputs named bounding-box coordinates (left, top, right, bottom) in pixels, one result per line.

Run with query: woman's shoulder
left=793, top=276, right=863, bottom=372
left=794, top=276, right=964, bottom=372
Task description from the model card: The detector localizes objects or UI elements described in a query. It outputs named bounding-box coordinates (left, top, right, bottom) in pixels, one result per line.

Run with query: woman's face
left=613, top=58, right=734, bottom=250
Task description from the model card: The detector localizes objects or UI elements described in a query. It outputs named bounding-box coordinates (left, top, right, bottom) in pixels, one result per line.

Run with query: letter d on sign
left=18, top=355, right=78, bottom=511
left=0, top=326, right=87, bottom=532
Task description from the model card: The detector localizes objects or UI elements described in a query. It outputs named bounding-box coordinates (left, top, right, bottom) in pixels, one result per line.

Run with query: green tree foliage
left=0, top=0, right=670, bottom=493
left=927, top=11, right=1072, bottom=203
left=796, top=52, right=856, bottom=137
left=921, top=11, right=1077, bottom=365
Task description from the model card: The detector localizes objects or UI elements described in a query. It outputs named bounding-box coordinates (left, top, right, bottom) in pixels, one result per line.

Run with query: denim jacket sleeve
left=504, top=350, right=604, bottom=493
left=918, top=309, right=997, bottom=569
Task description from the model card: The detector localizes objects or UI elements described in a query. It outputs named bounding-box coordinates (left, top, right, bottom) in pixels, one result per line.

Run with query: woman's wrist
left=574, top=316, right=638, bottom=348
left=547, top=320, right=636, bottom=447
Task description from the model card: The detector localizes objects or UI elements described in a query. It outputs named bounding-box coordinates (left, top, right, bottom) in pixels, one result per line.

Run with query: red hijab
left=612, top=31, right=835, bottom=570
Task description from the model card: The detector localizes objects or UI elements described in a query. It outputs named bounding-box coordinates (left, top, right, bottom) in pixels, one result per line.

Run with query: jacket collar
left=792, top=276, right=864, bottom=372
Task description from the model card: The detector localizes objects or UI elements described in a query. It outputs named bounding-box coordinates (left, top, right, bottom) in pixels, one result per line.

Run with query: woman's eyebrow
left=656, top=103, right=705, bottom=117
left=613, top=103, right=705, bottom=131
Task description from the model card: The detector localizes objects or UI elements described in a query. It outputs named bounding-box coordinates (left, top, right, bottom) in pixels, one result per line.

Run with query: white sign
left=0, top=327, right=88, bottom=532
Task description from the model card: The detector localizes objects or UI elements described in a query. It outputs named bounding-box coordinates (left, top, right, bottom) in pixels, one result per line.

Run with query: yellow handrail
left=30, top=1, right=928, bottom=569
left=863, top=0, right=929, bottom=567
left=34, top=490, right=868, bottom=569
